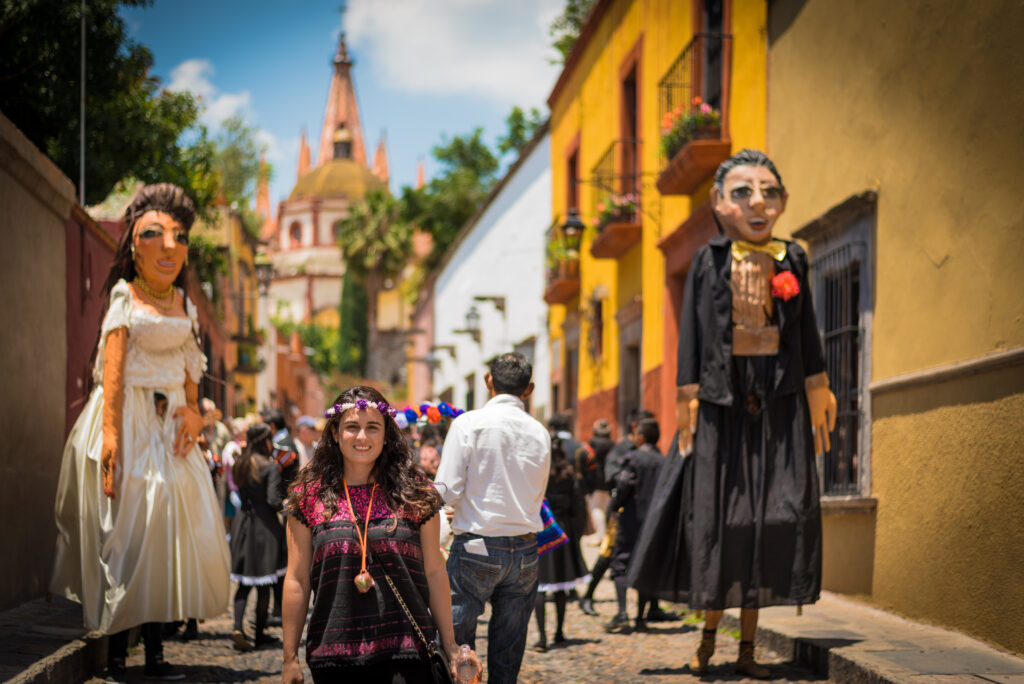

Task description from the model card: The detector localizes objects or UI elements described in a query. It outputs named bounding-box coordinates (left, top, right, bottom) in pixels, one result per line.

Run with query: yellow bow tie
left=731, top=239, right=788, bottom=262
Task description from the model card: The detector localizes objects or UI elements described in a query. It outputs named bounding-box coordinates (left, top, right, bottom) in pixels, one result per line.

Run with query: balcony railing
left=544, top=216, right=581, bottom=305
left=587, top=139, right=643, bottom=259
left=656, top=33, right=733, bottom=195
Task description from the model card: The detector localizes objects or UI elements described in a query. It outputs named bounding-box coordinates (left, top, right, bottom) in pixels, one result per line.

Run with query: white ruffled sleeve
left=183, top=294, right=207, bottom=383
left=92, top=280, right=132, bottom=383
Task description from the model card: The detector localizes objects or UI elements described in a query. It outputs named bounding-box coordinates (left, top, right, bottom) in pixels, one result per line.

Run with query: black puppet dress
left=627, top=234, right=825, bottom=609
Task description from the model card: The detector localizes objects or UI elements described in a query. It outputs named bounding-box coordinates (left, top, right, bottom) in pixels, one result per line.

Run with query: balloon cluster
left=394, top=402, right=465, bottom=430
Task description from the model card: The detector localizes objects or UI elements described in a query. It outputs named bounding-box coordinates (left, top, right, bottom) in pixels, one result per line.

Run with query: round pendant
left=354, top=570, right=375, bottom=593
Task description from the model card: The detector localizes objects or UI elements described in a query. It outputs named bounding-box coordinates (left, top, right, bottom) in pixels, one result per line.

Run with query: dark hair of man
left=261, top=408, right=286, bottom=432
left=234, top=423, right=273, bottom=487
left=636, top=418, right=660, bottom=446
left=489, top=352, right=532, bottom=396
left=628, top=408, right=655, bottom=431
left=286, top=385, right=441, bottom=527
left=548, top=413, right=571, bottom=433
left=713, top=148, right=785, bottom=193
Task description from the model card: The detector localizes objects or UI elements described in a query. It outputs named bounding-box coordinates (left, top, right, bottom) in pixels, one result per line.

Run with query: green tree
left=0, top=0, right=217, bottom=208
left=337, top=268, right=368, bottom=376
left=211, top=115, right=271, bottom=235
left=401, top=128, right=498, bottom=267
left=496, top=106, right=546, bottom=157
left=334, top=189, right=414, bottom=363
left=550, top=0, right=597, bottom=64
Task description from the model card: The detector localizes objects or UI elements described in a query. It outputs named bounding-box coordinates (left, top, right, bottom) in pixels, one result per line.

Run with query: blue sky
left=119, top=0, right=563, bottom=211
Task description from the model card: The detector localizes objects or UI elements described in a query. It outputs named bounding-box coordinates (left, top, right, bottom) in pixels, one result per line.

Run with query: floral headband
left=325, top=399, right=398, bottom=419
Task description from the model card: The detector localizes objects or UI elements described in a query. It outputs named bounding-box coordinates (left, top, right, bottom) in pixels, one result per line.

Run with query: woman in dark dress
left=532, top=435, right=589, bottom=652
left=229, top=422, right=285, bottom=651
left=627, top=150, right=837, bottom=677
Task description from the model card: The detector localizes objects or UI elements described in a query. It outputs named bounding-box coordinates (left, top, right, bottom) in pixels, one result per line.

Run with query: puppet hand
left=100, top=437, right=119, bottom=498
left=806, top=386, right=837, bottom=455
left=173, top=405, right=204, bottom=457
left=676, top=399, right=698, bottom=455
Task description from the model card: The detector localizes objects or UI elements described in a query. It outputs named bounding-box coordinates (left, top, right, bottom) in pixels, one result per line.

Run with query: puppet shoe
left=735, top=641, right=771, bottom=679
left=689, top=628, right=716, bottom=673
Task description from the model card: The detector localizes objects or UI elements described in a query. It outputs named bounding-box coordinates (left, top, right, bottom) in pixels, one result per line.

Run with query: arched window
left=289, top=221, right=302, bottom=248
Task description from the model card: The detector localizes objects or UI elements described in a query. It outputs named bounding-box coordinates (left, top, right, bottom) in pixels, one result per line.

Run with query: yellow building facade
left=765, top=0, right=1024, bottom=654
left=546, top=0, right=767, bottom=443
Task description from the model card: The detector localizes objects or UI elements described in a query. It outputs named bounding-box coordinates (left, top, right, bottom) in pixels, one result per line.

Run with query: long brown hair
left=549, top=435, right=575, bottom=484
left=286, top=386, right=441, bottom=525
left=234, top=423, right=273, bottom=487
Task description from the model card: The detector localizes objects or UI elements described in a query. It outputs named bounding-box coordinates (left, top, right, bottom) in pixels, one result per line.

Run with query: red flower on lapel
left=771, top=271, right=800, bottom=301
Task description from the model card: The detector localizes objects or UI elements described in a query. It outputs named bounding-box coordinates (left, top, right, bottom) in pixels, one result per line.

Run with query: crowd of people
left=51, top=147, right=834, bottom=683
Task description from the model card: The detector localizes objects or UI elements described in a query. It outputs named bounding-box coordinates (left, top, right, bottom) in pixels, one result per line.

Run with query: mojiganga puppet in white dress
left=51, top=184, right=229, bottom=679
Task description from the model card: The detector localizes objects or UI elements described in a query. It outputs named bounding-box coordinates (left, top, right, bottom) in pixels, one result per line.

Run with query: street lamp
left=560, top=209, right=585, bottom=253
left=453, top=306, right=482, bottom=344
left=255, top=253, right=274, bottom=295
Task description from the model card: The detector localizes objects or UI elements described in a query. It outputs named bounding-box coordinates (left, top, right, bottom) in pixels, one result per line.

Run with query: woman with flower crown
left=627, top=150, right=838, bottom=678
left=281, top=386, right=480, bottom=684
left=50, top=183, right=231, bottom=681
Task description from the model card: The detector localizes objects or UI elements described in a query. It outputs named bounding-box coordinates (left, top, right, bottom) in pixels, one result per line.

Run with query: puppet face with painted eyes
left=132, top=210, right=188, bottom=290
left=711, top=164, right=788, bottom=245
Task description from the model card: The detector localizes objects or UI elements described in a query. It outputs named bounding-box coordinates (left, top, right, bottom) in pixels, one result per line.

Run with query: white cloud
left=344, top=0, right=562, bottom=109
left=167, top=58, right=251, bottom=128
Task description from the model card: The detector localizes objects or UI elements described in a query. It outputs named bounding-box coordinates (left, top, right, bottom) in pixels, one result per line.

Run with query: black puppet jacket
left=676, top=234, right=826, bottom=406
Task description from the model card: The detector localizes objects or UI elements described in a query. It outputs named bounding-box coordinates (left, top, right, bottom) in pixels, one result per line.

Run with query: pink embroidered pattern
left=296, top=479, right=440, bottom=527
left=310, top=634, right=420, bottom=658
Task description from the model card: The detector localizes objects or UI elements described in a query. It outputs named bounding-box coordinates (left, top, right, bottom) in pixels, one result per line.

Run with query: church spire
left=256, top=153, right=270, bottom=218
left=416, top=159, right=426, bottom=189
left=297, top=128, right=311, bottom=179
left=372, top=132, right=389, bottom=185
left=317, top=33, right=367, bottom=168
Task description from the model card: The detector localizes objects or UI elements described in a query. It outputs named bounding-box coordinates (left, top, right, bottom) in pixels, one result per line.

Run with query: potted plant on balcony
left=546, top=239, right=580, bottom=280
left=660, top=97, right=722, bottom=162
left=591, top=193, right=639, bottom=233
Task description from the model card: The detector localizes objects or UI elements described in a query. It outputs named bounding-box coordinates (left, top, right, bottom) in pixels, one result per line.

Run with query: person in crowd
left=221, top=417, right=251, bottom=531
left=435, top=352, right=550, bottom=684
left=417, top=437, right=443, bottom=479
left=604, top=419, right=666, bottom=633
left=200, top=397, right=232, bottom=460
left=586, top=419, right=615, bottom=541
left=228, top=422, right=285, bottom=652
left=580, top=409, right=675, bottom=624
left=295, top=415, right=319, bottom=468
left=548, top=415, right=596, bottom=521
left=281, top=386, right=478, bottom=683
left=532, top=433, right=590, bottom=652
left=261, top=407, right=299, bottom=625
left=628, top=149, right=836, bottom=677
left=50, top=183, right=230, bottom=681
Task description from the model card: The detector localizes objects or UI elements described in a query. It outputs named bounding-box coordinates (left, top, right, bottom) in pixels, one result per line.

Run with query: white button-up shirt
left=435, top=394, right=551, bottom=537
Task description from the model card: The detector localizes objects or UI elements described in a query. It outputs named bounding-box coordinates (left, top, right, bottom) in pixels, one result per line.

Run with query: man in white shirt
left=435, top=352, right=551, bottom=684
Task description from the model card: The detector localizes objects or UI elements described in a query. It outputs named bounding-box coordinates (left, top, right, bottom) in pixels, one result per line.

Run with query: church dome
left=288, top=158, right=385, bottom=202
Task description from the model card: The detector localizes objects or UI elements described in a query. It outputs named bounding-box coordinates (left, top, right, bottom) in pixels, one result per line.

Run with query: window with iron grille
left=796, top=194, right=875, bottom=497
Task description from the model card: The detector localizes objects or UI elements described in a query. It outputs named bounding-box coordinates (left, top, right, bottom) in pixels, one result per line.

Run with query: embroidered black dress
left=292, top=480, right=440, bottom=677
left=537, top=475, right=589, bottom=592
left=628, top=235, right=824, bottom=609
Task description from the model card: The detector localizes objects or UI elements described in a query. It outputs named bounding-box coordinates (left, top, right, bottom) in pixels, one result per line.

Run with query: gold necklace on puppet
left=133, top=277, right=176, bottom=313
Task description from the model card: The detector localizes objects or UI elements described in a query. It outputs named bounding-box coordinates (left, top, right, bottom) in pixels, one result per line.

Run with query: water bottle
left=454, top=644, right=480, bottom=683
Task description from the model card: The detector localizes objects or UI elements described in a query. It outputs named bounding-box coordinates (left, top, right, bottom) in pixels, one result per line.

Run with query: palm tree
left=334, top=189, right=413, bottom=378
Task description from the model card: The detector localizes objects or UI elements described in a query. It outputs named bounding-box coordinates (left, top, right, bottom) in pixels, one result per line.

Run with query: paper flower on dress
left=771, top=271, right=800, bottom=301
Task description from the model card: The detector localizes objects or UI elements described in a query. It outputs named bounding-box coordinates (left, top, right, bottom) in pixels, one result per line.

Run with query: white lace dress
left=50, top=279, right=230, bottom=633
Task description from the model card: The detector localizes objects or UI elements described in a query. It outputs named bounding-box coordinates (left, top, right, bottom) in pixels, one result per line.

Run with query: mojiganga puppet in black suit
left=627, top=149, right=836, bottom=678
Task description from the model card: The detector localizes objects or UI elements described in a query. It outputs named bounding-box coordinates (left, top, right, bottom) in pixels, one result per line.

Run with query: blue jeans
left=447, top=533, right=538, bottom=684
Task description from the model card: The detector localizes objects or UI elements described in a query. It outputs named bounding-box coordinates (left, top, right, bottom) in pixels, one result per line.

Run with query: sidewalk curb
left=3, top=633, right=106, bottom=684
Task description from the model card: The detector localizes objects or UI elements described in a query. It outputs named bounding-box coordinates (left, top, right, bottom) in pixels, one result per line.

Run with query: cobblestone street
left=84, top=542, right=821, bottom=683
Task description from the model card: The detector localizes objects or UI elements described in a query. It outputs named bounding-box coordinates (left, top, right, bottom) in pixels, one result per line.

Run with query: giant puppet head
left=710, top=149, right=788, bottom=245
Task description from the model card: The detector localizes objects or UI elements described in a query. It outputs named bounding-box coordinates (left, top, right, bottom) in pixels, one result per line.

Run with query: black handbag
left=378, top=566, right=454, bottom=684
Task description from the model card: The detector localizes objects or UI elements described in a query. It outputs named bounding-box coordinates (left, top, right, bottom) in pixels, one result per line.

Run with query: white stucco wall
left=433, top=134, right=551, bottom=418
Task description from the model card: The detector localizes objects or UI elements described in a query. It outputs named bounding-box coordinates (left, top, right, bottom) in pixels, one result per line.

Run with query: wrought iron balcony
left=587, top=139, right=642, bottom=259
left=656, top=33, right=733, bottom=195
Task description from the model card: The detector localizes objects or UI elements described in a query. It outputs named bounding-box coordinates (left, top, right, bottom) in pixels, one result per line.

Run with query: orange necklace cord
left=342, top=478, right=378, bottom=578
